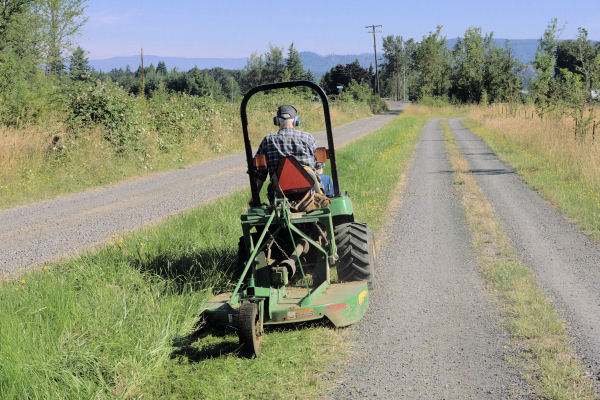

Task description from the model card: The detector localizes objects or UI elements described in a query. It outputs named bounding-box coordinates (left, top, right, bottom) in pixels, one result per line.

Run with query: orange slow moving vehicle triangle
left=276, top=157, right=314, bottom=194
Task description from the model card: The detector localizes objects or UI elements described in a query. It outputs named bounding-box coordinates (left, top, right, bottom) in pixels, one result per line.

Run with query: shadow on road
left=430, top=168, right=513, bottom=176
left=469, top=168, right=514, bottom=176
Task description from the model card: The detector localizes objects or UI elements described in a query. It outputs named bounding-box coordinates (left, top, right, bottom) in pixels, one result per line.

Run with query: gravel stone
left=332, top=119, right=528, bottom=399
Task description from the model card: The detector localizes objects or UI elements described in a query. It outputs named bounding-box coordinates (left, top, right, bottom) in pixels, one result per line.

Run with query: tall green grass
left=0, top=114, right=429, bottom=399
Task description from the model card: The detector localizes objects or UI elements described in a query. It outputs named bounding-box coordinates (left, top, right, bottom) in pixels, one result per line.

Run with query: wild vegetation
left=0, top=1, right=381, bottom=208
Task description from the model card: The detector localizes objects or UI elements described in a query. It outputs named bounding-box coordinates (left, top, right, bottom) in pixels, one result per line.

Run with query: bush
left=418, top=95, right=452, bottom=107
left=146, top=92, right=234, bottom=153
left=66, top=80, right=139, bottom=152
left=337, top=80, right=388, bottom=114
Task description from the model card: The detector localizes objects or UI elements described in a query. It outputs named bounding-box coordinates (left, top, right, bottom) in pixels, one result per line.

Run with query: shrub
left=418, top=95, right=452, bottom=107
left=337, top=80, right=388, bottom=114
left=66, top=80, right=139, bottom=152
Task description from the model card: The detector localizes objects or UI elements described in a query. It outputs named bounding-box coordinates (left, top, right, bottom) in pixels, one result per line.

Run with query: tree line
left=1, top=1, right=598, bottom=131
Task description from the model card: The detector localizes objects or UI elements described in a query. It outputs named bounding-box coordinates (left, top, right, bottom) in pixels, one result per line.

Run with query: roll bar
left=240, top=80, right=340, bottom=205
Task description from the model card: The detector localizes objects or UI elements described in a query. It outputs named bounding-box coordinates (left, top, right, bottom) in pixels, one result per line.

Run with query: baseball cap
left=277, top=105, right=297, bottom=120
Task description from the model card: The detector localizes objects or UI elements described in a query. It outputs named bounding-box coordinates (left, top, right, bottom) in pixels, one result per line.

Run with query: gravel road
left=0, top=103, right=405, bottom=273
left=334, top=119, right=527, bottom=399
left=448, top=117, right=600, bottom=389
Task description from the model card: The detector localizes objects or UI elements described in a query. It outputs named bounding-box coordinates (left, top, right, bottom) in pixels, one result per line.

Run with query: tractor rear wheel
left=334, top=222, right=375, bottom=283
left=238, top=302, right=263, bottom=358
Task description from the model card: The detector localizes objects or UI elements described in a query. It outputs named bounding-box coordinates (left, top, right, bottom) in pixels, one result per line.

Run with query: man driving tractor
left=251, top=105, right=333, bottom=205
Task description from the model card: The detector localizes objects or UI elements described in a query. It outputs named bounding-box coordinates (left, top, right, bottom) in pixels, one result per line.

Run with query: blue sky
left=80, top=0, right=600, bottom=59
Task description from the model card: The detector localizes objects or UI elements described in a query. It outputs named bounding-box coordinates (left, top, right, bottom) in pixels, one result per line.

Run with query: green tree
left=69, top=45, right=90, bottom=81
left=0, top=0, right=48, bottom=125
left=450, top=27, right=487, bottom=103
left=381, top=35, right=416, bottom=100
left=320, top=60, right=373, bottom=95
left=285, top=42, right=305, bottom=80
left=156, top=61, right=168, bottom=76
left=531, top=18, right=561, bottom=117
left=38, top=0, right=88, bottom=76
left=413, top=26, right=451, bottom=99
left=263, top=44, right=285, bottom=83
left=558, top=28, right=599, bottom=138
left=239, top=52, right=264, bottom=93
left=483, top=42, right=522, bottom=103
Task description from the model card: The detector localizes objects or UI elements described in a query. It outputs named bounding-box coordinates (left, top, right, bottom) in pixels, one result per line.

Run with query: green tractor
left=203, top=81, right=375, bottom=357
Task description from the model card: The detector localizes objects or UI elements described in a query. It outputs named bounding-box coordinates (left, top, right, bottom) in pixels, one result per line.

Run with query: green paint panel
left=329, top=195, right=353, bottom=217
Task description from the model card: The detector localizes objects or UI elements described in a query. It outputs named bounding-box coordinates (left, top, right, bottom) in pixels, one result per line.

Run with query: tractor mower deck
left=204, top=281, right=368, bottom=328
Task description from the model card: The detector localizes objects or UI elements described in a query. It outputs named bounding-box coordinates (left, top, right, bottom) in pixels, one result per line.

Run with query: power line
left=365, top=24, right=382, bottom=96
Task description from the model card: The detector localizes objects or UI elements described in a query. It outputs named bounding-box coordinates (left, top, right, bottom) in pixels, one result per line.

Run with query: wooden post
left=366, top=24, right=382, bottom=96
left=141, top=48, right=145, bottom=97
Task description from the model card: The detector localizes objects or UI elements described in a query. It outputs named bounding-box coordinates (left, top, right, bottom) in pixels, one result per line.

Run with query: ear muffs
left=274, top=106, right=300, bottom=126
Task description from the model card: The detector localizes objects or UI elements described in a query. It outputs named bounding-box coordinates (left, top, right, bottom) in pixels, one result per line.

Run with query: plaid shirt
left=255, top=127, right=317, bottom=181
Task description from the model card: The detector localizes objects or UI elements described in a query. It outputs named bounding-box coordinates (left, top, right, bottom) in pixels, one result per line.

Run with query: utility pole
left=395, top=56, right=400, bottom=101
left=366, top=24, right=382, bottom=96
left=141, top=48, right=145, bottom=97
left=403, top=66, right=407, bottom=102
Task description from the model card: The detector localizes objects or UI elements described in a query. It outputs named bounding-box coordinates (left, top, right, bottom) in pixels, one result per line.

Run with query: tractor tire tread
left=334, top=222, right=375, bottom=283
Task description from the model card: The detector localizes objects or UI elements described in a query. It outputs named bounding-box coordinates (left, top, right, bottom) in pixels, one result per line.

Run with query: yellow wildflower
left=20, top=279, right=25, bottom=284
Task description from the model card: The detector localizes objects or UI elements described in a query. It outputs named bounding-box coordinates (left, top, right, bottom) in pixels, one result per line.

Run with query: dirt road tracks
left=333, top=119, right=526, bottom=399
left=0, top=103, right=405, bottom=274
left=448, top=117, right=600, bottom=389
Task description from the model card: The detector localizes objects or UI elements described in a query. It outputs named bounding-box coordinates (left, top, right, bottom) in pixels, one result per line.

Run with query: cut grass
left=463, top=110, right=600, bottom=242
left=0, top=113, right=430, bottom=399
left=442, top=120, right=596, bottom=399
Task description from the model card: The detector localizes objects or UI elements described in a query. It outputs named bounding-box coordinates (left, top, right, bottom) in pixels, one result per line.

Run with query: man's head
left=274, top=105, right=299, bottom=128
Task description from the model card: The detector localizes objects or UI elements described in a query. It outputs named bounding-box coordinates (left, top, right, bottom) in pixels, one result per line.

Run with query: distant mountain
left=89, top=55, right=248, bottom=73
left=89, top=52, right=375, bottom=77
left=298, top=51, right=375, bottom=76
left=88, top=39, right=542, bottom=77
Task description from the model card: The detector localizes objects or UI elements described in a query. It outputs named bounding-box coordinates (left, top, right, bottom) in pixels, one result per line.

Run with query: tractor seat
left=273, top=157, right=320, bottom=199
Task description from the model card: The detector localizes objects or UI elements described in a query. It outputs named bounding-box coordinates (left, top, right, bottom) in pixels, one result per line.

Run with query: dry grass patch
left=0, top=97, right=371, bottom=209
left=466, top=104, right=600, bottom=241
left=442, top=119, right=596, bottom=400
